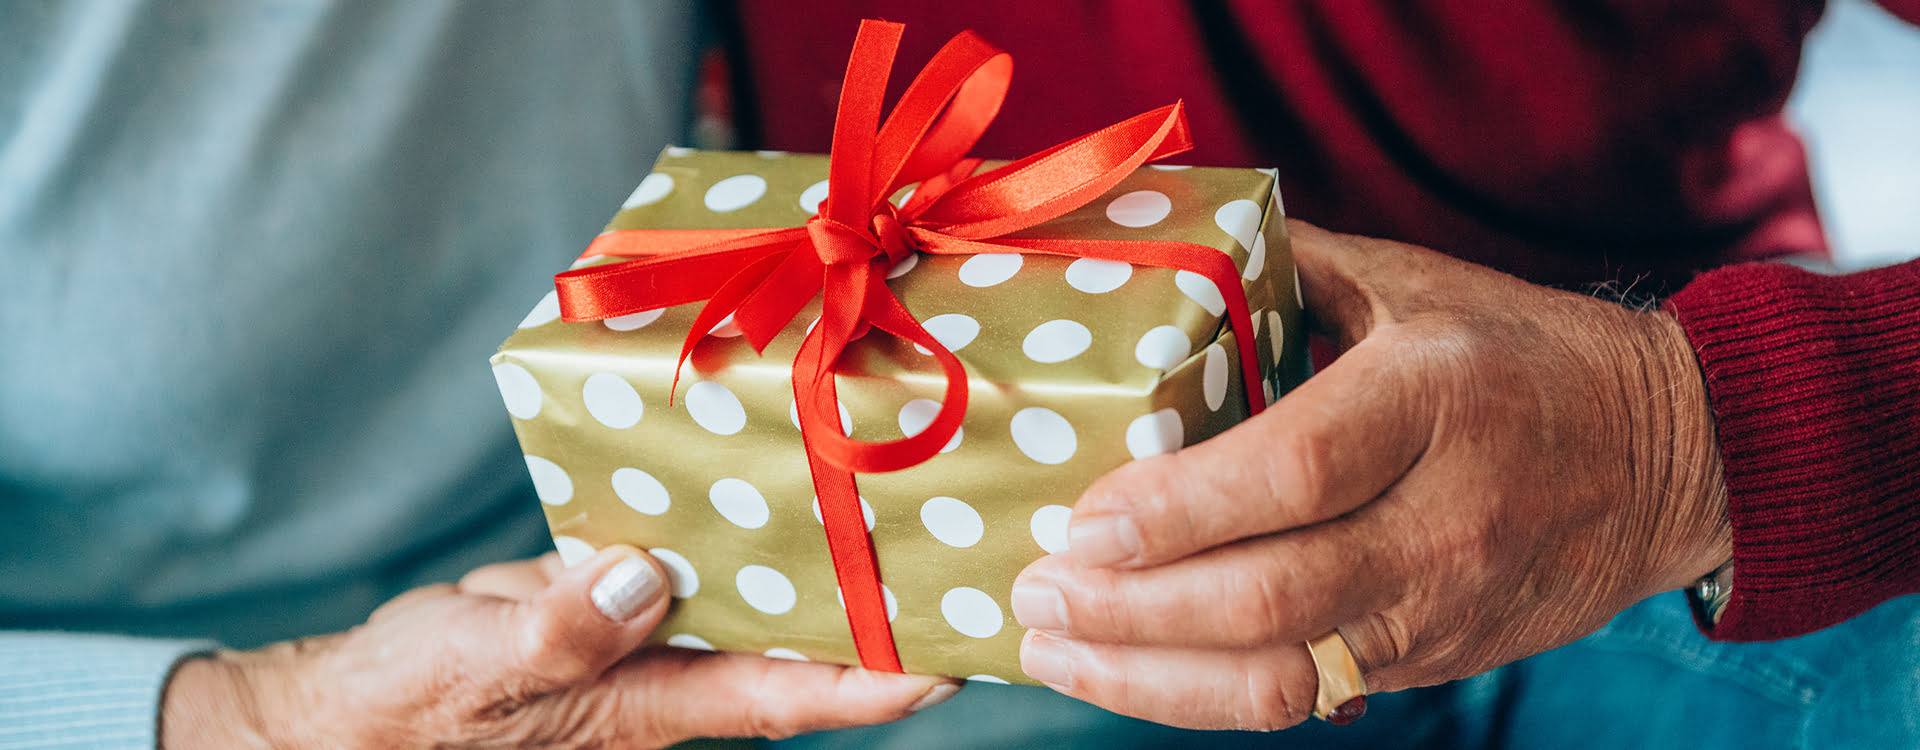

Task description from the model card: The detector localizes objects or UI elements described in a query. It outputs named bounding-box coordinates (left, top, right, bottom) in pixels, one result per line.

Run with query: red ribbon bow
left=555, top=20, right=1266, bottom=672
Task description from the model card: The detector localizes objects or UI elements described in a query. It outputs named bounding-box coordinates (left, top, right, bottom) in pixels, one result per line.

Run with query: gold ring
left=1305, top=630, right=1367, bottom=722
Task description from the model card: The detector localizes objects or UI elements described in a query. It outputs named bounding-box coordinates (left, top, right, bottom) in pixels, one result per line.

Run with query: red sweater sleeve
left=1665, top=258, right=1920, bottom=640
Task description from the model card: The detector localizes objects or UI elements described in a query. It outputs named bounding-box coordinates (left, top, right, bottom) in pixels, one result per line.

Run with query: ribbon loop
left=552, top=19, right=1271, bottom=675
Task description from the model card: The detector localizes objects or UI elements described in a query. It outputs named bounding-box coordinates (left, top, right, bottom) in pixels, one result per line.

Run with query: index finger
left=612, top=649, right=960, bottom=742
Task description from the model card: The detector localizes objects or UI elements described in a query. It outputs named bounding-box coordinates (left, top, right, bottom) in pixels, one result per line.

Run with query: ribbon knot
left=806, top=215, right=884, bottom=266
left=803, top=206, right=915, bottom=270
left=552, top=19, right=1269, bottom=675
left=867, top=205, right=917, bottom=266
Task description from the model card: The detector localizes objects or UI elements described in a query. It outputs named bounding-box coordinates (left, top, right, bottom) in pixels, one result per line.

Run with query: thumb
left=505, top=545, right=671, bottom=694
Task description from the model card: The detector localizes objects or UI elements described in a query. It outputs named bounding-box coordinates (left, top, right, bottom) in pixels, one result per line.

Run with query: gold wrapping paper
left=492, top=148, right=1309, bottom=684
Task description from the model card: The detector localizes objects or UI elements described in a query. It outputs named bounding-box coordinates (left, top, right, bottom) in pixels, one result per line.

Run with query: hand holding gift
left=1012, top=221, right=1730, bottom=729
left=162, top=547, right=957, bottom=748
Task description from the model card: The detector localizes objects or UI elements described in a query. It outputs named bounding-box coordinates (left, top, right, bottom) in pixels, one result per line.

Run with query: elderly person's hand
left=161, top=547, right=958, bottom=748
left=1011, top=220, right=1732, bottom=730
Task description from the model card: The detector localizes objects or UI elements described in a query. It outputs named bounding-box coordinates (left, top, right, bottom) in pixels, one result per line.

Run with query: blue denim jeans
left=776, top=593, right=1920, bottom=748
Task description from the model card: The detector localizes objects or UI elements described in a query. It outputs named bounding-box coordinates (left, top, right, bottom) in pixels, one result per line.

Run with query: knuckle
left=739, top=662, right=804, bottom=740
left=368, top=583, right=456, bottom=622
left=1220, top=564, right=1292, bottom=647
left=1270, top=428, right=1335, bottom=520
left=1239, top=660, right=1313, bottom=730
left=517, top=606, right=595, bottom=688
left=1094, top=590, right=1141, bottom=645
left=1088, top=455, right=1186, bottom=562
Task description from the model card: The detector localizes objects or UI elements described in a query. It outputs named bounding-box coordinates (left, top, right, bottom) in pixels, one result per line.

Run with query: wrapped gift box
left=492, top=146, right=1306, bottom=684
left=491, top=16, right=1311, bottom=683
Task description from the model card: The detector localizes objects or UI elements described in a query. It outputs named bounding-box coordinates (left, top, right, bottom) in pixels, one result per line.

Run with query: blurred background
left=1791, top=0, right=1920, bottom=270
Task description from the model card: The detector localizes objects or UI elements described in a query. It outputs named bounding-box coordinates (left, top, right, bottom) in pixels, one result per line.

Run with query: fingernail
left=1020, top=632, right=1076, bottom=690
left=591, top=555, right=663, bottom=622
left=908, top=682, right=960, bottom=713
left=1010, top=580, right=1069, bottom=631
left=1068, top=514, right=1140, bottom=567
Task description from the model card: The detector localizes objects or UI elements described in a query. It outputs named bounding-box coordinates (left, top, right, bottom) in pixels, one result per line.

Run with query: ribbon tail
left=580, top=228, right=791, bottom=261
left=557, top=229, right=808, bottom=322
left=794, top=310, right=903, bottom=673
left=805, top=445, right=902, bottom=672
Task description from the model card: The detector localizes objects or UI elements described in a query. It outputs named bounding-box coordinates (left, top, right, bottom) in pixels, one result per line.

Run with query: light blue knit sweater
left=0, top=2, right=694, bottom=745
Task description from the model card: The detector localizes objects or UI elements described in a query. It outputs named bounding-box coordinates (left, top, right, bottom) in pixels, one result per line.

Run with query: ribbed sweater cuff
left=0, top=633, right=216, bottom=750
left=1665, top=258, right=1920, bottom=641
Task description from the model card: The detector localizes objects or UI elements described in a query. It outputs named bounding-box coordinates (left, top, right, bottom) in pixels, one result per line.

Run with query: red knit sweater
left=729, top=0, right=1920, bottom=641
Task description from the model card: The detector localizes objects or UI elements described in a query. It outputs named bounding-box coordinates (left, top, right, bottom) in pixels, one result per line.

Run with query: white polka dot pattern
left=799, top=179, right=830, bottom=214
left=887, top=252, right=919, bottom=279
left=1064, top=258, right=1131, bottom=293
left=603, top=309, right=664, bottom=331
left=921, top=496, right=985, bottom=548
left=582, top=373, right=644, bottom=429
left=1105, top=189, right=1172, bottom=227
left=704, top=174, right=767, bottom=212
left=624, top=173, right=675, bottom=208
left=707, top=312, right=743, bottom=338
left=915, top=313, right=981, bottom=355
left=737, top=565, right=798, bottom=615
left=942, top=587, right=1004, bottom=638
left=1010, top=408, right=1076, bottom=465
left=1213, top=199, right=1263, bottom=251
left=612, top=467, right=671, bottom=515
left=649, top=547, right=700, bottom=597
left=1243, top=232, right=1267, bottom=281
left=1125, top=409, right=1184, bottom=459
left=552, top=536, right=595, bottom=567
left=958, top=254, right=1022, bottom=287
left=1267, top=310, right=1286, bottom=366
left=1134, top=325, right=1190, bottom=371
left=686, top=381, right=746, bottom=435
left=1203, top=344, right=1229, bottom=412
left=1030, top=505, right=1071, bottom=554
left=493, top=362, right=542, bottom=419
left=525, top=455, right=572, bottom=506
left=1022, top=319, right=1092, bottom=363
left=710, top=478, right=770, bottom=529
left=1176, top=270, right=1226, bottom=316
left=518, top=291, right=561, bottom=329
left=898, top=399, right=963, bottom=453
left=667, top=633, right=715, bottom=651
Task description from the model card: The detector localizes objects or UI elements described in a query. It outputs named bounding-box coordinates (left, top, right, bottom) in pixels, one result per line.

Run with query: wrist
left=159, top=650, right=296, bottom=750
left=1639, top=310, right=1733, bottom=594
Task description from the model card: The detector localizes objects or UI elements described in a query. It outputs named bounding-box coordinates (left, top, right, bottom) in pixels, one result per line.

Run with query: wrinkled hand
left=162, top=547, right=958, bottom=748
left=1011, top=220, right=1731, bottom=730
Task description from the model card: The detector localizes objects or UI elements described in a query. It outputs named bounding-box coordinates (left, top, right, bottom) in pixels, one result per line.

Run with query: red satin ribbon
left=554, top=20, right=1267, bottom=673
